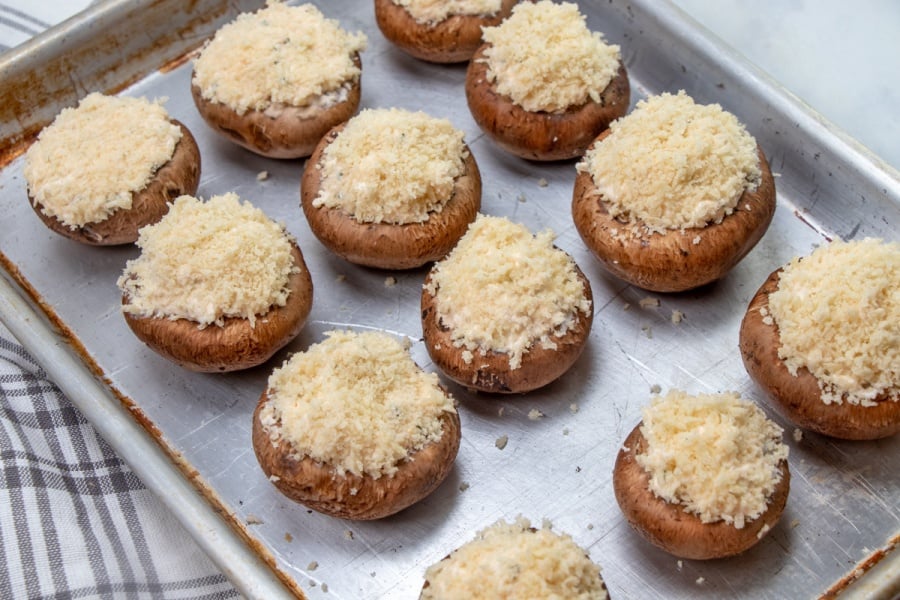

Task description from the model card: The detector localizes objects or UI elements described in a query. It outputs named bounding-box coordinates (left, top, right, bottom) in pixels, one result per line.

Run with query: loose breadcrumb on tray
left=639, top=296, right=660, bottom=308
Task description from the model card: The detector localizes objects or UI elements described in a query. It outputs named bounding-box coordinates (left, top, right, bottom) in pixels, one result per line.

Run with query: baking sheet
left=1, top=1, right=899, bottom=598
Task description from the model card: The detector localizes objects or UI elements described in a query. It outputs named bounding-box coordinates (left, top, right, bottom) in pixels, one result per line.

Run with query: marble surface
left=671, top=0, right=900, bottom=173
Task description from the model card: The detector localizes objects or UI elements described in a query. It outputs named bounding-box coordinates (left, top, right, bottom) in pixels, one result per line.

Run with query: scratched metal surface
left=1, top=1, right=898, bottom=598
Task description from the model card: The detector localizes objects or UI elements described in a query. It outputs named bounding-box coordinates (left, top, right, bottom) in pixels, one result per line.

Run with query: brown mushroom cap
left=122, top=243, right=313, bottom=373
left=420, top=522, right=610, bottom=598
left=572, top=141, right=776, bottom=292
left=190, top=54, right=362, bottom=159
left=251, top=388, right=460, bottom=520
left=28, top=120, right=200, bottom=246
left=465, top=44, right=630, bottom=161
left=300, top=124, right=482, bottom=270
left=421, top=262, right=593, bottom=393
left=613, top=424, right=790, bottom=560
left=374, top=0, right=517, bottom=64
left=739, top=269, right=900, bottom=440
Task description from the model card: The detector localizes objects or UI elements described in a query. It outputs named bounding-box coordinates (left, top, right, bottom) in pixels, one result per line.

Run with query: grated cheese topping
left=258, top=330, right=456, bottom=478
left=480, top=1, right=620, bottom=113
left=313, top=108, right=468, bottom=224
left=425, top=215, right=591, bottom=369
left=192, top=2, right=367, bottom=115
left=767, top=238, right=900, bottom=406
left=422, top=516, right=607, bottom=600
left=393, top=0, right=502, bottom=24
left=577, top=90, right=762, bottom=234
left=635, top=389, right=788, bottom=529
left=118, top=193, right=298, bottom=328
left=24, top=93, right=181, bottom=228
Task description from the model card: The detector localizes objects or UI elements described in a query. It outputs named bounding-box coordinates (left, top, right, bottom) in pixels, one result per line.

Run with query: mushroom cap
left=739, top=268, right=900, bottom=440
left=251, top=388, right=460, bottom=520
left=122, top=243, right=313, bottom=373
left=28, top=120, right=201, bottom=246
left=190, top=55, right=362, bottom=159
left=374, top=0, right=518, bottom=64
left=572, top=141, right=776, bottom=292
left=300, top=124, right=482, bottom=270
left=420, top=261, right=593, bottom=393
left=465, top=44, right=630, bottom=161
left=613, top=424, right=790, bottom=560
left=419, top=520, right=609, bottom=598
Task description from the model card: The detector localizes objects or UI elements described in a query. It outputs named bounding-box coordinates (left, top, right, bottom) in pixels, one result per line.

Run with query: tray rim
left=1, top=0, right=898, bottom=598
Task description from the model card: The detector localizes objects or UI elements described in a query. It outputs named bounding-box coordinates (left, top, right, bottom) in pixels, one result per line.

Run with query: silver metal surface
left=1, top=1, right=898, bottom=599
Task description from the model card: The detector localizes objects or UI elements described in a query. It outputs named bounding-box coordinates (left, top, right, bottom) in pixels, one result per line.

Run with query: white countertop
left=672, top=0, right=900, bottom=173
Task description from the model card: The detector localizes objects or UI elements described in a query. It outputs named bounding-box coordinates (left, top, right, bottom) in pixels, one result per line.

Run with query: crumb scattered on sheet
left=639, top=296, right=660, bottom=308
left=676, top=560, right=683, bottom=570
left=587, top=523, right=594, bottom=530
left=246, top=514, right=263, bottom=525
left=307, top=561, right=319, bottom=571
left=793, top=428, right=803, bottom=442
left=321, top=583, right=329, bottom=593
left=537, top=177, right=548, bottom=187
left=343, top=530, right=354, bottom=541
left=384, top=276, right=397, bottom=287
left=336, top=274, right=347, bottom=282
left=256, top=170, right=269, bottom=181
left=528, top=409, right=545, bottom=420
left=695, top=577, right=705, bottom=585
left=459, top=482, right=470, bottom=492
left=495, top=435, right=509, bottom=450
left=642, top=325, right=653, bottom=339
left=671, top=309, right=684, bottom=324
left=284, top=532, right=293, bottom=542
left=650, top=383, right=661, bottom=394
left=569, top=403, right=579, bottom=414
left=622, top=302, right=631, bottom=311
left=517, top=193, right=527, bottom=203
left=562, top=428, right=570, bottom=436
left=498, top=406, right=505, bottom=417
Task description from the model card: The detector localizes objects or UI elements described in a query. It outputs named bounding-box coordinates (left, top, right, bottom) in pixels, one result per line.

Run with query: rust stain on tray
left=820, top=534, right=900, bottom=599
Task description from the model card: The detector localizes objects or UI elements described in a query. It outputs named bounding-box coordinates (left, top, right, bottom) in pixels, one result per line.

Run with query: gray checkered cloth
left=0, top=327, right=240, bottom=599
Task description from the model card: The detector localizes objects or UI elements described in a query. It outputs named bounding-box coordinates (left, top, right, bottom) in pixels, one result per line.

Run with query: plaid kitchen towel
left=0, top=326, right=240, bottom=599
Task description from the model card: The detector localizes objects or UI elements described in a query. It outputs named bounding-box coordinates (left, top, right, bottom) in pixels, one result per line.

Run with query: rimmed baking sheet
left=1, top=1, right=898, bottom=598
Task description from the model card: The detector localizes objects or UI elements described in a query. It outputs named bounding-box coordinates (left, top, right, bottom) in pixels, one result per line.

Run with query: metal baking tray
left=1, top=1, right=898, bottom=598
